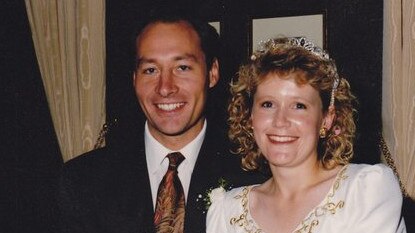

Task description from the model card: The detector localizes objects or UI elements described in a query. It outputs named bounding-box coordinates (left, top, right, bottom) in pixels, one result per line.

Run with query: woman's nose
left=272, top=110, right=290, bottom=128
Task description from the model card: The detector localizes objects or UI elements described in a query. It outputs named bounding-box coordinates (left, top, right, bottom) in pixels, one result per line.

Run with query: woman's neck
left=267, top=161, right=336, bottom=198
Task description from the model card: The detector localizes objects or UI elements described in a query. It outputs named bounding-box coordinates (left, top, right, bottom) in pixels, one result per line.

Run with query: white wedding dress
left=206, top=164, right=406, bottom=233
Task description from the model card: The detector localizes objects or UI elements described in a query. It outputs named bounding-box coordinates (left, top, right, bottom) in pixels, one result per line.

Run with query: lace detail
left=230, top=187, right=263, bottom=233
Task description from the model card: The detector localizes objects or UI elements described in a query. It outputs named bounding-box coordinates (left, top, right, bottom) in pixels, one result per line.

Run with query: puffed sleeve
left=346, top=164, right=406, bottom=232
left=206, top=187, right=228, bottom=233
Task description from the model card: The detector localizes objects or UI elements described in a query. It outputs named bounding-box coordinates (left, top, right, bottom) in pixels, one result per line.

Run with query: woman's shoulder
left=208, top=185, right=257, bottom=212
left=213, top=185, right=256, bottom=202
left=343, top=163, right=402, bottom=197
left=228, top=185, right=256, bottom=195
left=346, top=163, right=397, bottom=181
left=331, top=164, right=405, bottom=232
left=206, top=185, right=260, bottom=232
left=207, top=185, right=258, bottom=229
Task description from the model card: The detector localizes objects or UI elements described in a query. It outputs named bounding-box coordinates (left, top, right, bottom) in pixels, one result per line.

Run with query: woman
left=206, top=37, right=406, bottom=233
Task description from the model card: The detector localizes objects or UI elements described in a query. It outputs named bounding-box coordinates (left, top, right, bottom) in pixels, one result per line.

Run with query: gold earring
left=319, top=127, right=327, bottom=138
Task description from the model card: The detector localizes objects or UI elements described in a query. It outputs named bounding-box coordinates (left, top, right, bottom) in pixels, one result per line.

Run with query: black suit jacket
left=60, top=122, right=266, bottom=233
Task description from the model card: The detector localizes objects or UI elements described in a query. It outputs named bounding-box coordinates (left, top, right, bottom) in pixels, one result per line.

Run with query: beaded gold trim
left=230, top=166, right=348, bottom=233
left=230, top=187, right=263, bottom=233
left=294, top=166, right=348, bottom=233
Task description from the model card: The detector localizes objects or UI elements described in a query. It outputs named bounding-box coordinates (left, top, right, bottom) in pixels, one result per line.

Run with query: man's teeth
left=269, top=136, right=296, bottom=142
left=157, top=103, right=184, bottom=111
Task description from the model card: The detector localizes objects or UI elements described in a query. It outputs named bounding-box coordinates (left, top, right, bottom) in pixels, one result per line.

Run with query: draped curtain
left=383, top=0, right=415, bottom=198
left=25, top=0, right=106, bottom=162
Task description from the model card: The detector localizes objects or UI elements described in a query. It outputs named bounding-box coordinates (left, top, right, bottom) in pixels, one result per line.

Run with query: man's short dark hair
left=133, top=6, right=221, bottom=70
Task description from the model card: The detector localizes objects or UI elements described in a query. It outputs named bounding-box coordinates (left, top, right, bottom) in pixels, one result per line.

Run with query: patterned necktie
left=154, top=152, right=186, bottom=233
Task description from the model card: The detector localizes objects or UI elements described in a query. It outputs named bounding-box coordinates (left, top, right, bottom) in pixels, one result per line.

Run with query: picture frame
left=248, top=11, right=327, bottom=54
left=209, top=21, right=221, bottom=35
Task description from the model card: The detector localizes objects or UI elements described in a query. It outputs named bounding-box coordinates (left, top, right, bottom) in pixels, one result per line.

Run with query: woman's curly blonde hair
left=228, top=37, right=357, bottom=172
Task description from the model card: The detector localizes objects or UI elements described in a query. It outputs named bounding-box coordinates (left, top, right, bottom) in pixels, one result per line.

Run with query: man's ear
left=208, top=58, right=220, bottom=88
left=322, top=106, right=336, bottom=130
left=132, top=71, right=137, bottom=87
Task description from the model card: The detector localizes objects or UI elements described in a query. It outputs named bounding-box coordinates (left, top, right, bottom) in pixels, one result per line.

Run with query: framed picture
left=209, top=21, right=221, bottom=34
left=249, top=13, right=326, bottom=53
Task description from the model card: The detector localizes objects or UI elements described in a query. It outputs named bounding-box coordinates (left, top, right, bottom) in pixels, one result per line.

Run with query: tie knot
left=167, top=152, right=185, bottom=170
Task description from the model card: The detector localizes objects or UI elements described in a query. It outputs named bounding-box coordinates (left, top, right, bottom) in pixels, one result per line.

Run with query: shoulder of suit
left=64, top=147, right=110, bottom=165
left=63, top=146, right=133, bottom=173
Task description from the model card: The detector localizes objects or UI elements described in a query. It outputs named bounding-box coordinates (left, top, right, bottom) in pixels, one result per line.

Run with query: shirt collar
left=145, top=120, right=207, bottom=174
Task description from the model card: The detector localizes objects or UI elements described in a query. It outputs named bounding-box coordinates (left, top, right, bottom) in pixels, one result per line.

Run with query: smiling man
left=60, top=7, right=264, bottom=233
left=134, top=20, right=218, bottom=150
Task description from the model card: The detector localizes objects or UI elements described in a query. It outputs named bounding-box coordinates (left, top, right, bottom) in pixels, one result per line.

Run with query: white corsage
left=207, top=186, right=226, bottom=207
left=196, top=177, right=231, bottom=213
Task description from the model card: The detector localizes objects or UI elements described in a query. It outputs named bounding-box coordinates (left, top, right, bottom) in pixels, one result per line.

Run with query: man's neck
left=148, top=118, right=206, bottom=151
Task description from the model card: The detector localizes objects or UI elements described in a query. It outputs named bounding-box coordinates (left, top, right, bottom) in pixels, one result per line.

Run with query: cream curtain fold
left=383, top=0, right=415, bottom=198
left=25, top=0, right=106, bottom=162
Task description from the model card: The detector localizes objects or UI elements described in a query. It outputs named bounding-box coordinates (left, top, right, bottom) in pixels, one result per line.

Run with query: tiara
left=288, top=37, right=330, bottom=60
left=250, top=36, right=340, bottom=107
left=251, top=36, right=330, bottom=61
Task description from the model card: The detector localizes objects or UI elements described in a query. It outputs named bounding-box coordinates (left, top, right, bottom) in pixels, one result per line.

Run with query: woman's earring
left=319, top=127, right=327, bottom=138
left=333, top=126, right=341, bottom=136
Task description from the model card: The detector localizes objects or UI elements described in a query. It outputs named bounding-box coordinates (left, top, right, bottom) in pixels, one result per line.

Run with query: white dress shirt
left=145, top=120, right=207, bottom=209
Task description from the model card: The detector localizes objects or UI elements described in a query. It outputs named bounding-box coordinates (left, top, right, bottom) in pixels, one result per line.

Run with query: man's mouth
left=156, top=102, right=185, bottom=111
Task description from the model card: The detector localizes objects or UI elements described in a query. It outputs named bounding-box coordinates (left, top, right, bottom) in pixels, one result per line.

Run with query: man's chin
left=148, top=118, right=204, bottom=138
left=150, top=124, right=187, bottom=137
left=160, top=126, right=192, bottom=137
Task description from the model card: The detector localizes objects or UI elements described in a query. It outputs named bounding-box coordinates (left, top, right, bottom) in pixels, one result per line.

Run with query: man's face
left=133, top=21, right=219, bottom=150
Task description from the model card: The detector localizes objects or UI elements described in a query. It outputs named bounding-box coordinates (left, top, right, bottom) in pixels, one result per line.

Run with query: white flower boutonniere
left=196, top=177, right=232, bottom=213
left=207, top=186, right=226, bottom=207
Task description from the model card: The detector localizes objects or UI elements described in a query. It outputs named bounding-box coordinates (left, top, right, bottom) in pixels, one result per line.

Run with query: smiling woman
left=229, top=37, right=354, bottom=173
left=251, top=74, right=327, bottom=169
left=206, top=36, right=406, bottom=233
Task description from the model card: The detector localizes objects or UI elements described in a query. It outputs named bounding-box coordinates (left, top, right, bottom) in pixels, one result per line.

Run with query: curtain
left=383, top=0, right=415, bottom=198
left=25, top=0, right=106, bottom=162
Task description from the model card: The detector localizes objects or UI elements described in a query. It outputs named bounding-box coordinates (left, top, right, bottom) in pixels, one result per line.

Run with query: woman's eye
left=261, top=101, right=273, bottom=108
left=294, top=103, right=307, bottom=109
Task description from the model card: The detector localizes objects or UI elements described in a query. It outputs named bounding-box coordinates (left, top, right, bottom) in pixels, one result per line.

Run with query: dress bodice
left=206, top=164, right=406, bottom=233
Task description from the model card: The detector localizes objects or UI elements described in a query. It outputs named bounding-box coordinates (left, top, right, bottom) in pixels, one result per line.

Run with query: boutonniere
left=196, top=177, right=232, bottom=214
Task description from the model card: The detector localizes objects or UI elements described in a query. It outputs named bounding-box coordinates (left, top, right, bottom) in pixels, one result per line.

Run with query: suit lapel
left=114, top=137, right=155, bottom=233
left=134, top=142, right=156, bottom=232
left=184, top=126, right=228, bottom=233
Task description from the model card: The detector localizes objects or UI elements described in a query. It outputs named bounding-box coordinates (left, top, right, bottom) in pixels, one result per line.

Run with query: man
left=60, top=8, right=264, bottom=233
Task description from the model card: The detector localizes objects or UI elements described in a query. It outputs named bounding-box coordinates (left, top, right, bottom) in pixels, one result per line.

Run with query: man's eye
left=143, top=67, right=156, bottom=74
left=177, top=65, right=191, bottom=71
left=295, top=103, right=307, bottom=109
left=261, top=101, right=273, bottom=108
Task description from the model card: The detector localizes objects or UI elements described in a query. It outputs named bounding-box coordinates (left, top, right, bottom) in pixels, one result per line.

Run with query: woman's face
left=251, top=72, right=327, bottom=169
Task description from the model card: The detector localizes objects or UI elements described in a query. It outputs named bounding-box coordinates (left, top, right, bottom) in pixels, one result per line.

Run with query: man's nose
left=156, top=71, right=178, bottom=97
